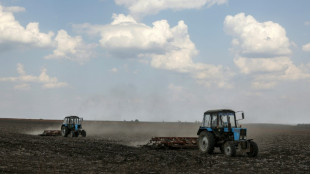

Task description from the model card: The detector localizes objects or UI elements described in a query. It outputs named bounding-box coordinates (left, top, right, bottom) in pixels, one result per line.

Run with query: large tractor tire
left=81, top=130, right=86, bottom=137
left=224, top=141, right=236, bottom=157
left=61, top=126, right=68, bottom=137
left=198, top=131, right=215, bottom=154
left=247, top=141, right=258, bottom=157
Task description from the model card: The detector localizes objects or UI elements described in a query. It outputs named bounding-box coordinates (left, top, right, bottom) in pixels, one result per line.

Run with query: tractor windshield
left=202, top=112, right=237, bottom=128
left=71, top=118, right=81, bottom=124
left=63, top=117, right=81, bottom=125
left=219, top=112, right=236, bottom=128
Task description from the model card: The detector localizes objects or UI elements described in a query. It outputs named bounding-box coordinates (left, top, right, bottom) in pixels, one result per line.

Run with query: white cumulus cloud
left=0, top=4, right=94, bottom=63
left=224, top=13, right=291, bottom=57
left=115, top=0, right=228, bottom=18
left=0, top=63, right=68, bottom=89
left=0, top=5, right=54, bottom=48
left=225, top=13, right=310, bottom=89
left=45, top=30, right=96, bottom=64
left=234, top=56, right=291, bottom=74
left=234, top=56, right=310, bottom=89
left=302, top=43, right=310, bottom=52
left=78, top=14, right=232, bottom=88
left=3, top=6, right=25, bottom=13
left=252, top=64, right=310, bottom=89
left=96, top=14, right=174, bottom=53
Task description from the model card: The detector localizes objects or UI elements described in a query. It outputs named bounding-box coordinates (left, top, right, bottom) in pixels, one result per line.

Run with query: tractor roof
left=204, top=109, right=235, bottom=114
left=64, top=115, right=80, bottom=119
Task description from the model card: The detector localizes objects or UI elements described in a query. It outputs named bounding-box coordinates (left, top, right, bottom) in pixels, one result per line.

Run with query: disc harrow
left=146, top=137, right=198, bottom=148
left=39, top=130, right=61, bottom=136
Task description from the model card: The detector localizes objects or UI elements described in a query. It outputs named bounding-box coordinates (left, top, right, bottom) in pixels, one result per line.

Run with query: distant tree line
left=297, top=124, right=310, bottom=127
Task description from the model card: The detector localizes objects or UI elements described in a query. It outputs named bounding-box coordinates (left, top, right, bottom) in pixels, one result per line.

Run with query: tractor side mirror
left=236, top=111, right=244, bottom=121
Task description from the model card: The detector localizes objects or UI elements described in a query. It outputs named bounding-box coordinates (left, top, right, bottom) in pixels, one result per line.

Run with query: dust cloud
left=15, top=118, right=200, bottom=146
left=83, top=121, right=200, bottom=146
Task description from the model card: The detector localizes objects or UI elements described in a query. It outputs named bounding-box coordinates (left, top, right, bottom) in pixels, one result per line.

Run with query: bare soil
left=0, top=118, right=309, bottom=173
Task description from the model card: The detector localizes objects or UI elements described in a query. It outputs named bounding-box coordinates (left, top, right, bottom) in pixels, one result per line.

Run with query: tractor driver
left=219, top=113, right=229, bottom=128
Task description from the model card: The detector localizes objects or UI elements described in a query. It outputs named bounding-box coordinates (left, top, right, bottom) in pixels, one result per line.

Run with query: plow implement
left=146, top=137, right=198, bottom=148
left=39, top=130, right=61, bottom=136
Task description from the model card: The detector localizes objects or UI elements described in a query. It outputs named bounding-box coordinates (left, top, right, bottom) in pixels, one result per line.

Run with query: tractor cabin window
left=220, top=114, right=229, bottom=128
left=219, top=112, right=236, bottom=128
left=211, top=113, right=218, bottom=127
left=63, top=118, right=68, bottom=124
left=203, top=114, right=211, bottom=127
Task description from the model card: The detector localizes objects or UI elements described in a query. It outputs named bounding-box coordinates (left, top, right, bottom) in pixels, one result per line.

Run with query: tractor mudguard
left=197, top=127, right=213, bottom=135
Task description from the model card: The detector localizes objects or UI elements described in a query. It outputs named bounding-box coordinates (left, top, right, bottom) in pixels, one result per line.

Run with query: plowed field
left=0, top=119, right=309, bottom=173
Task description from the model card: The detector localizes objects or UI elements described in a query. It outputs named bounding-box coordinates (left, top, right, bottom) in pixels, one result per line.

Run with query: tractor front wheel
left=198, top=131, right=215, bottom=154
left=224, top=142, right=236, bottom=157
left=247, top=141, right=258, bottom=157
left=81, top=130, right=86, bottom=137
left=61, top=126, right=68, bottom=137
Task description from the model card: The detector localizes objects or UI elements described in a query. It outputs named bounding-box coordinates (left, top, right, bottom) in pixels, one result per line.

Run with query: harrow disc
left=146, top=137, right=198, bottom=148
left=39, top=130, right=61, bottom=136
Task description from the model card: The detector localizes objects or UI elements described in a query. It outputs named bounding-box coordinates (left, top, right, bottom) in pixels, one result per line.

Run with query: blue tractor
left=61, top=116, right=86, bottom=137
left=197, top=109, right=258, bottom=157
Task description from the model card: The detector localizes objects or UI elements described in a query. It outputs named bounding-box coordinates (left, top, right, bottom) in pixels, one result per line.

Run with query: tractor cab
left=63, top=116, right=82, bottom=130
left=198, top=109, right=246, bottom=140
left=202, top=110, right=238, bottom=129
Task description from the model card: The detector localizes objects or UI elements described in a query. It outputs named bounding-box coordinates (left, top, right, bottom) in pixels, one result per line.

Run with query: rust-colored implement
left=147, top=137, right=198, bottom=148
left=39, top=130, right=61, bottom=136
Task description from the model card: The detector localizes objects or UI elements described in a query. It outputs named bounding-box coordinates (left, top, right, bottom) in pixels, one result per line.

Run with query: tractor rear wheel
left=61, top=126, right=68, bottom=137
left=198, top=131, right=215, bottom=154
left=224, top=142, right=236, bottom=157
left=247, top=141, right=258, bottom=157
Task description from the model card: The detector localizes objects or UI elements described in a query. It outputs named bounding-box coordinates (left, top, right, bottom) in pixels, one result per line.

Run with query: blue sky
left=0, top=0, right=310, bottom=124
